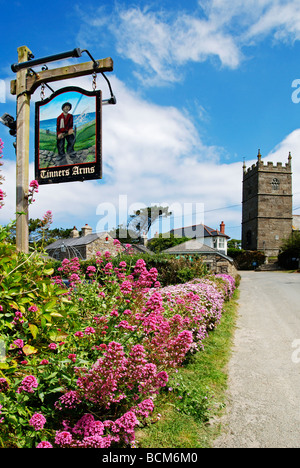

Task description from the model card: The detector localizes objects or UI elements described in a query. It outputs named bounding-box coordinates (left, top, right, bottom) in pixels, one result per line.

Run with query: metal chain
left=92, top=72, right=97, bottom=91
left=40, top=83, right=45, bottom=100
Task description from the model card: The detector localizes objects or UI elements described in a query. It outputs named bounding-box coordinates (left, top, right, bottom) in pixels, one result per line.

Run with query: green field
left=39, top=120, right=96, bottom=153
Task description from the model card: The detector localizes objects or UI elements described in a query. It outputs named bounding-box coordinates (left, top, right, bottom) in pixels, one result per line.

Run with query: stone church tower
left=242, top=150, right=293, bottom=257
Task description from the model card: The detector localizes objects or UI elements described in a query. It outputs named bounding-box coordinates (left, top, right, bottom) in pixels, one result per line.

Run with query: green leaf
left=50, top=311, right=63, bottom=318
left=43, top=268, right=54, bottom=276
left=22, top=344, right=38, bottom=356
left=29, top=323, right=39, bottom=339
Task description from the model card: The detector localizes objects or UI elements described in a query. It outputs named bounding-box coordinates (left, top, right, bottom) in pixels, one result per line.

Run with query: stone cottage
left=45, top=224, right=124, bottom=260
left=162, top=239, right=237, bottom=276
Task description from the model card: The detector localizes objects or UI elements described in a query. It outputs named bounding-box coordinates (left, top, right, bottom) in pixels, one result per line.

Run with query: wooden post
left=10, top=47, right=114, bottom=253
left=15, top=46, right=32, bottom=253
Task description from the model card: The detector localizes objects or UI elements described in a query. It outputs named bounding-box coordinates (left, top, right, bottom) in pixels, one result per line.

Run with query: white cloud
left=1, top=75, right=298, bottom=241
left=76, top=1, right=300, bottom=85
left=0, top=75, right=241, bottom=234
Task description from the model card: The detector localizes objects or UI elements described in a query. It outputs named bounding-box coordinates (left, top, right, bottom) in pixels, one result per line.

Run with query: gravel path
left=213, top=271, right=300, bottom=448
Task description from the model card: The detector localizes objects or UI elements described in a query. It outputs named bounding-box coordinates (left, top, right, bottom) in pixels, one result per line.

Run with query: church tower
left=242, top=150, right=293, bottom=257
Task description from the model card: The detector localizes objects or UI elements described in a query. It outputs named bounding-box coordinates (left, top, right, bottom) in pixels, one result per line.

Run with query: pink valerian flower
left=54, top=431, right=73, bottom=447
left=120, top=280, right=133, bottom=294
left=0, top=189, right=5, bottom=207
left=71, top=413, right=105, bottom=438
left=28, top=305, right=38, bottom=313
left=36, top=441, right=53, bottom=448
left=54, top=390, right=81, bottom=411
left=117, top=320, right=136, bottom=331
left=48, top=343, right=57, bottom=350
left=58, top=257, right=81, bottom=276
left=12, top=310, right=24, bottom=325
left=12, top=339, right=24, bottom=349
left=42, top=210, right=53, bottom=227
left=132, top=398, right=155, bottom=419
left=76, top=342, right=168, bottom=409
left=29, top=413, right=46, bottom=431
left=40, top=359, right=49, bottom=365
left=17, top=375, right=38, bottom=394
left=0, top=378, right=9, bottom=393
left=74, top=331, right=84, bottom=338
left=28, top=180, right=39, bottom=204
left=68, top=354, right=77, bottom=363
left=84, top=326, right=96, bottom=335
left=86, top=265, right=96, bottom=277
left=69, top=273, right=81, bottom=285
left=104, top=262, right=113, bottom=274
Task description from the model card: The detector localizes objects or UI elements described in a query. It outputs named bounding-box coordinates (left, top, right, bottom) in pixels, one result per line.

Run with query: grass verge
left=135, top=289, right=240, bottom=448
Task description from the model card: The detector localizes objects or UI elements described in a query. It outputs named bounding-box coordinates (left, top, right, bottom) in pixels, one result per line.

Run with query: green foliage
left=278, top=232, right=300, bottom=269
left=166, top=373, right=212, bottom=422
left=47, top=252, right=207, bottom=287
left=229, top=249, right=265, bottom=270
left=147, top=233, right=191, bottom=253
left=0, top=222, right=72, bottom=335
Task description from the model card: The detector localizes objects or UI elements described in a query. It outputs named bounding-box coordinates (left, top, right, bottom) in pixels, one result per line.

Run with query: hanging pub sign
left=35, top=86, right=102, bottom=185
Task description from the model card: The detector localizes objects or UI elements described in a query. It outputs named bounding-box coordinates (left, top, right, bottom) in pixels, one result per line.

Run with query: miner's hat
left=62, top=102, right=72, bottom=110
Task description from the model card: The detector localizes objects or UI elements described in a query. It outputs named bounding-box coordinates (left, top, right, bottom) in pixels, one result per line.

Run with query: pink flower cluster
left=29, top=413, right=46, bottom=431
left=0, top=378, right=9, bottom=393
left=75, top=342, right=168, bottom=410
left=50, top=397, right=155, bottom=448
left=58, top=257, right=81, bottom=276
left=28, top=180, right=39, bottom=205
left=54, top=390, right=82, bottom=411
left=16, top=375, right=38, bottom=394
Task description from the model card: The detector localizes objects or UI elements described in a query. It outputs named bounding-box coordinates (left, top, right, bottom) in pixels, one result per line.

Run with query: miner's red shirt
left=57, top=113, right=73, bottom=136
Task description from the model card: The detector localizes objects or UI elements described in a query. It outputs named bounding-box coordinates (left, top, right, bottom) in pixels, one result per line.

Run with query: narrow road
left=213, top=271, right=300, bottom=448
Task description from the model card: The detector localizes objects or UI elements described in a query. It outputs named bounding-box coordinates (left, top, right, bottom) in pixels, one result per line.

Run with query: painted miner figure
left=56, top=102, right=75, bottom=156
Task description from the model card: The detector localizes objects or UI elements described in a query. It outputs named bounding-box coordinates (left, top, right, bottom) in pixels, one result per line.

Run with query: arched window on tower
left=271, top=178, right=280, bottom=191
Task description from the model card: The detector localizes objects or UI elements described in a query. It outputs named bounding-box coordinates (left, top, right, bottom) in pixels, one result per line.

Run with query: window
left=271, top=178, right=280, bottom=190
left=219, top=238, right=225, bottom=249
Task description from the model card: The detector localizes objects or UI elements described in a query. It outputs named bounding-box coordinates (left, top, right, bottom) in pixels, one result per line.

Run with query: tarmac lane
left=213, top=270, right=300, bottom=448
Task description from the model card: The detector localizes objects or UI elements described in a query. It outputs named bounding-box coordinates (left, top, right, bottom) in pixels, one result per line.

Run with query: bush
left=0, top=235, right=236, bottom=448
left=230, top=250, right=265, bottom=270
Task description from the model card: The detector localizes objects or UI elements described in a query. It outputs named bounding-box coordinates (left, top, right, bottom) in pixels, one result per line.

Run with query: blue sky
left=1, top=0, right=300, bottom=241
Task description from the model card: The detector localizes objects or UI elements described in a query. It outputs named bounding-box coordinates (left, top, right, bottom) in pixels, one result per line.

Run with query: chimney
left=220, top=221, right=225, bottom=234
left=142, top=231, right=148, bottom=246
left=82, top=223, right=92, bottom=236
left=70, top=226, right=79, bottom=238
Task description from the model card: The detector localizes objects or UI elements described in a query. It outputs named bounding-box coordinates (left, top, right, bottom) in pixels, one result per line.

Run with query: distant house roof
left=128, top=244, right=154, bottom=255
left=169, top=223, right=230, bottom=239
left=46, top=233, right=104, bottom=250
left=162, top=239, right=233, bottom=262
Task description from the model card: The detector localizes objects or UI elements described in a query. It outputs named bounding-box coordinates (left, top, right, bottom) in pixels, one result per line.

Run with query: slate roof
left=45, top=233, right=109, bottom=250
left=169, top=224, right=230, bottom=239
left=162, top=239, right=234, bottom=262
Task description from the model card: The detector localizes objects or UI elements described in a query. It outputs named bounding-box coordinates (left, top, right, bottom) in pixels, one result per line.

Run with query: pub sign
left=35, top=86, right=102, bottom=184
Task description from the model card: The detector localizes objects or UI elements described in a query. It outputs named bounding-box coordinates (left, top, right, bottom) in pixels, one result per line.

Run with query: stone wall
left=85, top=235, right=124, bottom=259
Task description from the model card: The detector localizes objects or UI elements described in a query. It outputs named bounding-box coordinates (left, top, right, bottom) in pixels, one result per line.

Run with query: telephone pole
left=10, top=46, right=114, bottom=253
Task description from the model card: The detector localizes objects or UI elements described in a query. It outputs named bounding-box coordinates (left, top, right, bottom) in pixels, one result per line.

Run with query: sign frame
left=35, top=86, right=102, bottom=185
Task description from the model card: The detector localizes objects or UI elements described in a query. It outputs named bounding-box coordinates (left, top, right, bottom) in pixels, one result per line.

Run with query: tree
left=127, top=205, right=172, bottom=241
left=147, top=233, right=191, bottom=253
left=28, top=214, right=73, bottom=247
left=278, top=232, right=300, bottom=269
